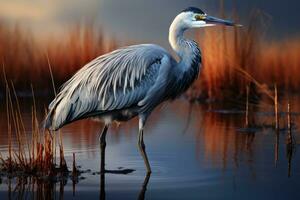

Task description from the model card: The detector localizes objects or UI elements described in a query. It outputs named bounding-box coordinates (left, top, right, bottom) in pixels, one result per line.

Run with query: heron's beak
left=205, top=15, right=242, bottom=27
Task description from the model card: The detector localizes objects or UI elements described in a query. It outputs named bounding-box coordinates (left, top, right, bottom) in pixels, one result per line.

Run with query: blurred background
left=0, top=0, right=300, bottom=99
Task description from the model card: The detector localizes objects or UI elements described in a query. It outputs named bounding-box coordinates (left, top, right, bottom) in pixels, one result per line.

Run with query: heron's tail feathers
left=43, top=94, right=67, bottom=131
left=43, top=91, right=95, bottom=131
left=43, top=108, right=56, bottom=131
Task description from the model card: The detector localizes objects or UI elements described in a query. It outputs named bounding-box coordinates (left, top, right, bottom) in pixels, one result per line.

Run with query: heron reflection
left=99, top=146, right=151, bottom=200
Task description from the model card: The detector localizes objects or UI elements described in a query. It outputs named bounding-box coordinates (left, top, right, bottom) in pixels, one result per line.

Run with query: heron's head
left=175, top=7, right=241, bottom=29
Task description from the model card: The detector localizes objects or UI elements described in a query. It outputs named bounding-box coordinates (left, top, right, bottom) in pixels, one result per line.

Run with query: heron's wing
left=137, top=55, right=174, bottom=113
left=45, top=44, right=172, bottom=130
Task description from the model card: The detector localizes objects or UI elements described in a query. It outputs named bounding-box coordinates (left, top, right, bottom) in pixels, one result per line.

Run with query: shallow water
left=0, top=97, right=300, bottom=199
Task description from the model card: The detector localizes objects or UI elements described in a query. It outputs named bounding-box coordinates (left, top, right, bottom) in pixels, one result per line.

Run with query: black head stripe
left=182, top=7, right=205, bottom=14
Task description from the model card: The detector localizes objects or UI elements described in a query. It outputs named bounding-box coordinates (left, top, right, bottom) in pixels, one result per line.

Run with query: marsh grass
left=0, top=12, right=300, bottom=100
left=192, top=10, right=300, bottom=101
left=0, top=21, right=118, bottom=91
left=0, top=65, right=78, bottom=179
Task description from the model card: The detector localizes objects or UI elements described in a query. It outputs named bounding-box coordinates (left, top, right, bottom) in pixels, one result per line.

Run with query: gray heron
left=44, top=7, right=240, bottom=173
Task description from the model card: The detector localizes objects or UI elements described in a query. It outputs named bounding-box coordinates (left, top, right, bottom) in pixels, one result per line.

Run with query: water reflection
left=99, top=128, right=149, bottom=200
left=2, top=176, right=68, bottom=200
left=100, top=172, right=105, bottom=200
left=275, top=130, right=279, bottom=166
left=99, top=170, right=151, bottom=200
left=286, top=143, right=296, bottom=178
left=0, top=162, right=150, bottom=200
left=137, top=173, right=151, bottom=200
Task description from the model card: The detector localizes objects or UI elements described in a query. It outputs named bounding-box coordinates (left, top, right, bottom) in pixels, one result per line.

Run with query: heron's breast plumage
left=168, top=40, right=201, bottom=99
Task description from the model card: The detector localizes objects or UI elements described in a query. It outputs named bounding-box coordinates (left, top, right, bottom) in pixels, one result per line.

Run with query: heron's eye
left=195, top=14, right=206, bottom=21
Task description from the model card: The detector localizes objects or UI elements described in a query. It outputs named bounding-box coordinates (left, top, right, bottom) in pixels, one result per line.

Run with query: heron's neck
left=168, top=21, right=201, bottom=71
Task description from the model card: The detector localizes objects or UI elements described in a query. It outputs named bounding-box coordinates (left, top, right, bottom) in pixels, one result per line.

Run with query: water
left=0, top=97, right=300, bottom=199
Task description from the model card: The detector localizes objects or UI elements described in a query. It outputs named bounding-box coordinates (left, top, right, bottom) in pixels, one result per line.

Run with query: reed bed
left=0, top=21, right=118, bottom=91
left=0, top=69, right=75, bottom=179
left=191, top=11, right=300, bottom=100
left=0, top=11, right=299, bottom=100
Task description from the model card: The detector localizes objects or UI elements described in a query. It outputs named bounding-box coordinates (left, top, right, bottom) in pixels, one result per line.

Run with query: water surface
left=0, top=97, right=300, bottom=199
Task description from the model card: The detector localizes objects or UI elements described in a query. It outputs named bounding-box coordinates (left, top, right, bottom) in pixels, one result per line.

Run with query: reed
left=245, top=85, right=249, bottom=127
left=194, top=10, right=300, bottom=100
left=3, top=176, right=68, bottom=199
left=72, top=153, right=79, bottom=177
left=274, top=84, right=279, bottom=130
left=286, top=102, right=293, bottom=145
left=285, top=99, right=295, bottom=177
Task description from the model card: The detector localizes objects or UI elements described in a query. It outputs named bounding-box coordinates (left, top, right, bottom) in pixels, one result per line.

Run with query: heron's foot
left=100, top=168, right=105, bottom=174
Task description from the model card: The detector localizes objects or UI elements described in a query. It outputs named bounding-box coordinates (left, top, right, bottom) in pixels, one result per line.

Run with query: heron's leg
left=100, top=172, right=105, bottom=200
left=138, top=118, right=152, bottom=173
left=138, top=172, right=151, bottom=200
left=99, top=125, right=109, bottom=174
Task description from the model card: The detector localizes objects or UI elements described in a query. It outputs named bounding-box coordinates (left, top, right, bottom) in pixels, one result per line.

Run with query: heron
left=44, top=7, right=240, bottom=173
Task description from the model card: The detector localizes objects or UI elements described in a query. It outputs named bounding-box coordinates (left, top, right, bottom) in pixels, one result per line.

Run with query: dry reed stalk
left=46, top=58, right=58, bottom=166
left=10, top=81, right=32, bottom=166
left=3, top=64, right=12, bottom=169
left=43, top=132, right=54, bottom=174
left=46, top=56, right=60, bottom=167
left=59, top=131, right=68, bottom=172
left=36, top=143, right=44, bottom=171
left=72, top=153, right=78, bottom=176
left=274, top=84, right=279, bottom=130
left=46, top=54, right=57, bottom=96
left=245, top=85, right=249, bottom=127
left=287, top=102, right=293, bottom=145
left=30, top=88, right=42, bottom=169
left=1, top=66, right=68, bottom=176
left=31, top=107, right=35, bottom=164
left=235, top=67, right=274, bottom=101
left=6, top=85, right=12, bottom=169
left=5, top=80, right=25, bottom=166
left=14, top=110, right=25, bottom=165
left=274, top=131, right=279, bottom=166
left=274, top=84, right=280, bottom=166
left=286, top=102, right=294, bottom=178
